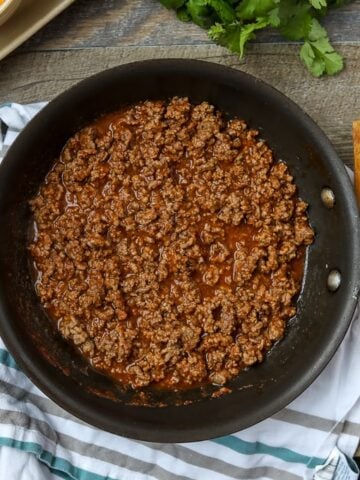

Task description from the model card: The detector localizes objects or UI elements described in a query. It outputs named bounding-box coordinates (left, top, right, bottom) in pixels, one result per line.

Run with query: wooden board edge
left=352, top=120, right=360, bottom=207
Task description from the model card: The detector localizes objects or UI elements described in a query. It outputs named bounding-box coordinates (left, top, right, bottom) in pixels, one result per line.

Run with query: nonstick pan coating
left=0, top=60, right=359, bottom=442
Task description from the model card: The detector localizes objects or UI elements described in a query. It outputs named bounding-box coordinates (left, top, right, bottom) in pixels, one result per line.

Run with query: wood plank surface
left=1, top=43, right=359, bottom=168
left=17, top=0, right=360, bottom=50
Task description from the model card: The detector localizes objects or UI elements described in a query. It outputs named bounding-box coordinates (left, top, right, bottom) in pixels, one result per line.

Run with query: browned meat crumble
left=29, top=97, right=314, bottom=390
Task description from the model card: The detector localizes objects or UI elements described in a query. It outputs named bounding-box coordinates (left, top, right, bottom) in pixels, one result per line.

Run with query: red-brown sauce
left=29, top=98, right=314, bottom=391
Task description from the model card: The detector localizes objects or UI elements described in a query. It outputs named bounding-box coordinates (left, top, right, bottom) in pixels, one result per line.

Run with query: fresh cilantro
left=207, top=0, right=238, bottom=22
left=159, top=0, right=348, bottom=77
left=186, top=0, right=214, bottom=27
left=307, top=17, right=328, bottom=40
left=239, top=18, right=271, bottom=56
left=209, top=22, right=243, bottom=53
left=308, top=0, right=327, bottom=9
left=236, top=0, right=278, bottom=21
left=177, top=6, right=192, bottom=20
left=159, top=0, right=186, bottom=8
left=278, top=0, right=313, bottom=40
left=183, top=0, right=237, bottom=27
left=300, top=18, right=343, bottom=76
left=210, top=17, right=270, bottom=56
left=267, top=7, right=281, bottom=26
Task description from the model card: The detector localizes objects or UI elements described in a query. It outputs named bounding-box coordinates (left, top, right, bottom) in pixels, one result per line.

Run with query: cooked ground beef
left=29, top=97, right=314, bottom=390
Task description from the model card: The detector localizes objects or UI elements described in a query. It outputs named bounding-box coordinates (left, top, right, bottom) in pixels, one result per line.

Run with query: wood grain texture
left=1, top=43, right=359, bottom=167
left=17, top=0, right=360, bottom=51
left=353, top=120, right=360, bottom=205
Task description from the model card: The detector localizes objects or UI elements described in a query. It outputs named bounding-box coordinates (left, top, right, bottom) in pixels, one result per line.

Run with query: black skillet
left=0, top=59, right=359, bottom=442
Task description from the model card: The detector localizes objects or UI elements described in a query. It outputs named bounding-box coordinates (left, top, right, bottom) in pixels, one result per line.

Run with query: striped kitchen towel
left=0, top=102, right=360, bottom=480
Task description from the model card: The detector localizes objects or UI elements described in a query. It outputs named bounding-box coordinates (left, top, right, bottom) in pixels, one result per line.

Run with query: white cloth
left=0, top=102, right=359, bottom=480
left=0, top=446, right=60, bottom=480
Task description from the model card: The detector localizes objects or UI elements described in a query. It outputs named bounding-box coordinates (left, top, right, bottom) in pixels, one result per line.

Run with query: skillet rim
left=0, top=58, right=359, bottom=442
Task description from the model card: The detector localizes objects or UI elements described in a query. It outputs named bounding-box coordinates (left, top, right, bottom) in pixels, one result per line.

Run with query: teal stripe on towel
left=0, top=349, right=19, bottom=370
left=0, top=346, right=325, bottom=471
left=0, top=437, right=117, bottom=480
left=213, top=435, right=325, bottom=468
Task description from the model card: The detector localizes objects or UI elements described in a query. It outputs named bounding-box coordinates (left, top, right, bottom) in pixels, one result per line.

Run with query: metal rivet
left=321, top=188, right=335, bottom=208
left=327, top=270, right=341, bottom=292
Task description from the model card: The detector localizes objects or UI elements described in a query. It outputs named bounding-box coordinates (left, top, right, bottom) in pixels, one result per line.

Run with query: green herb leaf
left=158, top=0, right=346, bottom=77
left=208, top=22, right=243, bottom=53
left=177, top=6, right=192, bottom=21
left=186, top=0, right=214, bottom=28
left=268, top=7, right=281, bottom=26
left=207, top=0, right=238, bottom=22
left=300, top=42, right=324, bottom=76
left=278, top=0, right=313, bottom=40
left=300, top=19, right=344, bottom=75
left=307, top=17, right=327, bottom=40
left=308, top=0, right=327, bottom=9
left=186, top=0, right=237, bottom=27
left=236, top=0, right=278, bottom=21
left=239, top=18, right=271, bottom=56
left=159, top=0, right=186, bottom=8
left=209, top=18, right=270, bottom=56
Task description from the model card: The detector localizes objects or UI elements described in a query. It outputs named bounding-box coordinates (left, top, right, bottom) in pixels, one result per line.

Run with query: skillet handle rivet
left=321, top=187, right=335, bottom=208
left=327, top=270, right=341, bottom=292
left=321, top=188, right=335, bottom=208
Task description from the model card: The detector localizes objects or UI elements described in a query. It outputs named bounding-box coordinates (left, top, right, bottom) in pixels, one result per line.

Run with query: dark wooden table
left=0, top=0, right=359, bottom=167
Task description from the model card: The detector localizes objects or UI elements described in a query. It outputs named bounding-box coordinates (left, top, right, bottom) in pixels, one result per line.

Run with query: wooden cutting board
left=0, top=0, right=75, bottom=61
left=353, top=120, right=360, bottom=207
